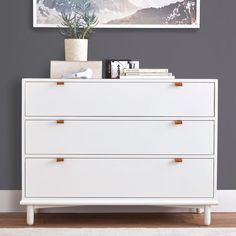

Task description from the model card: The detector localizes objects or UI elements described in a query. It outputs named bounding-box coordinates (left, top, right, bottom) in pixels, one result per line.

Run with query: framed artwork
left=34, top=0, right=200, bottom=28
left=105, top=60, right=140, bottom=79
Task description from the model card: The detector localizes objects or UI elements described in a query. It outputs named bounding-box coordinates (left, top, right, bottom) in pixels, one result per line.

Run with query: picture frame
left=33, top=0, right=200, bottom=28
left=105, top=60, right=140, bottom=79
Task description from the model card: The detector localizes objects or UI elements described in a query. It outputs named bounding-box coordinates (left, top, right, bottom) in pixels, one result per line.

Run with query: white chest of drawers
left=21, top=79, right=218, bottom=225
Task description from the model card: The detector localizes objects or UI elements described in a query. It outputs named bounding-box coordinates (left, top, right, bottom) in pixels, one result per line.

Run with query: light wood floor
left=0, top=213, right=236, bottom=228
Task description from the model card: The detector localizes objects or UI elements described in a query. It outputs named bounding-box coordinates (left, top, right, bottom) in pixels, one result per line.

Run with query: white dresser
left=21, top=79, right=218, bottom=225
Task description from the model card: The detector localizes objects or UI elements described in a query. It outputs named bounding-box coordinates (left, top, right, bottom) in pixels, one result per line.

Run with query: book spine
left=120, top=75, right=175, bottom=79
left=125, top=73, right=172, bottom=76
left=124, top=69, right=169, bottom=73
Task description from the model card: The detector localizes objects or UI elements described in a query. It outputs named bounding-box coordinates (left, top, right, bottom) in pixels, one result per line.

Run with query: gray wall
left=0, top=0, right=235, bottom=190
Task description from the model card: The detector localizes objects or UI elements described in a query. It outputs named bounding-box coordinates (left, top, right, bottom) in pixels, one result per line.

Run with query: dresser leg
left=27, top=205, right=34, bottom=225
left=204, top=205, right=211, bottom=226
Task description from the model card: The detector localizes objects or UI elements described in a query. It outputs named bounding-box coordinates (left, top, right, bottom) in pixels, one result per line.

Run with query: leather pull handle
left=175, top=158, right=183, bottom=163
left=56, top=120, right=64, bottom=124
left=56, top=82, right=65, bottom=85
left=175, top=82, right=183, bottom=87
left=56, top=157, right=64, bottom=162
left=175, top=120, right=183, bottom=125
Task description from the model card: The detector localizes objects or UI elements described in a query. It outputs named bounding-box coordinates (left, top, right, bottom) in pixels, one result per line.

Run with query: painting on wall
left=34, top=0, right=200, bottom=28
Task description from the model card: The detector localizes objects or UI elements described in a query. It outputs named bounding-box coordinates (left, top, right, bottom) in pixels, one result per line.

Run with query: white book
left=124, top=68, right=169, bottom=73
left=125, top=72, right=173, bottom=76
left=120, top=75, right=175, bottom=80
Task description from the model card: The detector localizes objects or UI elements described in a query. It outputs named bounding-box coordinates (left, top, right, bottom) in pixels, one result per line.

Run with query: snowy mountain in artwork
left=36, top=0, right=198, bottom=25
left=108, top=0, right=197, bottom=25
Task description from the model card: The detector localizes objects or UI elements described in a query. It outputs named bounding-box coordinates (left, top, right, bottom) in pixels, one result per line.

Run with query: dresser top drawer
left=23, top=79, right=217, bottom=117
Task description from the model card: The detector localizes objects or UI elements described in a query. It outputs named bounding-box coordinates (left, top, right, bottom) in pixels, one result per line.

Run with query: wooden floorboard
left=0, top=213, right=236, bottom=228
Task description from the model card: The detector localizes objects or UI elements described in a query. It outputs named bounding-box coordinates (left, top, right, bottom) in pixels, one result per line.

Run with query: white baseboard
left=212, top=190, right=236, bottom=212
left=0, top=191, right=24, bottom=212
left=0, top=190, right=236, bottom=213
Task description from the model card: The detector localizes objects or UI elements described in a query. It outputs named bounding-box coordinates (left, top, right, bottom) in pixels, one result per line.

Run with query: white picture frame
left=33, top=0, right=200, bottom=29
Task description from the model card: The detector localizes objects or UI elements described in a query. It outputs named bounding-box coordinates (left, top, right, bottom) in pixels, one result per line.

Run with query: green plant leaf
left=58, top=0, right=98, bottom=39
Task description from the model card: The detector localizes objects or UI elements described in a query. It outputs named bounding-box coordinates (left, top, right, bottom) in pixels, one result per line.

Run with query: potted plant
left=59, top=0, right=98, bottom=61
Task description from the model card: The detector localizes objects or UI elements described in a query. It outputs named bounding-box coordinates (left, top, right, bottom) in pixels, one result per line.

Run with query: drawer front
left=25, top=82, right=215, bottom=117
left=25, top=159, right=214, bottom=198
left=26, top=120, right=214, bottom=155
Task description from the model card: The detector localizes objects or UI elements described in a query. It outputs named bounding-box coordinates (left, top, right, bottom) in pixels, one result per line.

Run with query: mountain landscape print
left=34, top=0, right=200, bottom=28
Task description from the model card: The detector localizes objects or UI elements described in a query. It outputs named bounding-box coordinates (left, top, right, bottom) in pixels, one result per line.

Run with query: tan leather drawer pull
left=175, top=120, right=183, bottom=125
left=175, top=82, right=183, bottom=87
left=56, top=120, right=64, bottom=124
left=56, top=157, right=64, bottom=162
left=56, top=82, right=65, bottom=85
left=175, top=158, right=183, bottom=163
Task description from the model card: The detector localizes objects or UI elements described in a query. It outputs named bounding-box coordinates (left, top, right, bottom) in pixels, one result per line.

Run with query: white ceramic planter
left=65, top=39, right=88, bottom=61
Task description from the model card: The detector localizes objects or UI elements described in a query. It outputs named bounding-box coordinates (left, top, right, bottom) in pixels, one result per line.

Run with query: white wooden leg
left=27, top=205, right=34, bottom=225
left=204, top=205, right=211, bottom=226
left=196, top=208, right=204, bottom=214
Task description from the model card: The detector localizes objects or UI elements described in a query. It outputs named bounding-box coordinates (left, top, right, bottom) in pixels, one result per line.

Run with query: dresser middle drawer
left=25, top=120, right=214, bottom=155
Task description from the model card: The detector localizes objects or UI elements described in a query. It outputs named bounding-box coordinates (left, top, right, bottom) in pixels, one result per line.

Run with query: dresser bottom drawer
left=25, top=159, right=214, bottom=198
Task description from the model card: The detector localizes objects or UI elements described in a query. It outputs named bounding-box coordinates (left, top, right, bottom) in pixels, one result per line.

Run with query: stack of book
left=120, top=68, right=175, bottom=79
